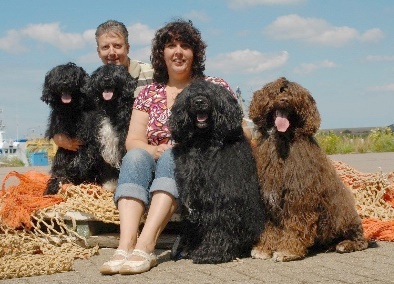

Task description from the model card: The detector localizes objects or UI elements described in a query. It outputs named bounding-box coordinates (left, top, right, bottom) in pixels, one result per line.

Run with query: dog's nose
left=192, top=97, right=209, bottom=110
left=194, top=98, right=204, bottom=106
left=103, top=75, right=111, bottom=83
left=280, top=97, right=289, bottom=103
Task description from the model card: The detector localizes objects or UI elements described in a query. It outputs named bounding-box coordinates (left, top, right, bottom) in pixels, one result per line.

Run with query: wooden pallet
left=43, top=210, right=182, bottom=249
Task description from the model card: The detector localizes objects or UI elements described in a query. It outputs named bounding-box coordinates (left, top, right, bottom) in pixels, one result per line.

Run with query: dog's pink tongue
left=61, top=93, right=72, bottom=104
left=103, top=90, right=113, bottom=100
left=275, top=110, right=290, bottom=132
left=197, top=113, right=208, bottom=122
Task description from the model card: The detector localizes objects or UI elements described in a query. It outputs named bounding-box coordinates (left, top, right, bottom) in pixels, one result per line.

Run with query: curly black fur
left=249, top=77, right=368, bottom=262
left=42, top=63, right=137, bottom=195
left=41, top=62, right=100, bottom=194
left=82, top=64, right=138, bottom=186
left=169, top=79, right=265, bottom=264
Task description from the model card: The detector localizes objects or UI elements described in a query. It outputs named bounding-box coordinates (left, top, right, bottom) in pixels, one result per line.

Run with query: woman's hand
left=53, top=134, right=83, bottom=151
left=154, top=144, right=173, bottom=160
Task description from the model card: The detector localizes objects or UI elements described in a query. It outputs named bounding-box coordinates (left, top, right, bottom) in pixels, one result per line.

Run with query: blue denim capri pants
left=113, top=148, right=178, bottom=207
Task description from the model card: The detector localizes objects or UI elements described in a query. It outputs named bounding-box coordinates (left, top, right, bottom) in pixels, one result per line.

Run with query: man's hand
left=53, top=134, right=83, bottom=151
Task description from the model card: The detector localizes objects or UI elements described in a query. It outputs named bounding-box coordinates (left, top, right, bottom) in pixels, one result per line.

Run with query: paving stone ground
left=1, top=152, right=394, bottom=284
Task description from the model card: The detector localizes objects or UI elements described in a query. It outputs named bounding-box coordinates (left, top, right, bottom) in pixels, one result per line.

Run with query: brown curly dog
left=249, top=77, right=368, bottom=262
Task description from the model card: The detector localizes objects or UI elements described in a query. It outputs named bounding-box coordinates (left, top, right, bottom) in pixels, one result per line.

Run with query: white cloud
left=183, top=10, right=210, bottom=23
left=129, top=46, right=151, bottom=63
left=82, top=29, right=96, bottom=44
left=227, top=0, right=304, bottom=9
left=369, top=83, right=394, bottom=92
left=127, top=23, right=155, bottom=46
left=366, top=55, right=394, bottom=62
left=21, top=23, right=88, bottom=52
left=78, top=51, right=101, bottom=65
left=360, top=28, right=385, bottom=43
left=264, top=14, right=384, bottom=47
left=0, top=22, right=153, bottom=54
left=207, top=49, right=288, bottom=74
left=294, top=60, right=337, bottom=74
left=0, top=29, right=27, bottom=53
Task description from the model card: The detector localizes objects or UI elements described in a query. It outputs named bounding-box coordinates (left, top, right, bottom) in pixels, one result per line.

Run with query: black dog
left=82, top=64, right=138, bottom=191
left=41, top=62, right=98, bottom=194
left=169, top=79, right=264, bottom=264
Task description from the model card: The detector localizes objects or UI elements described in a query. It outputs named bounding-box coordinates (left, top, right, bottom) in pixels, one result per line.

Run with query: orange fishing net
left=0, top=171, right=63, bottom=229
left=0, top=172, right=104, bottom=279
left=333, top=160, right=394, bottom=241
left=0, top=159, right=393, bottom=279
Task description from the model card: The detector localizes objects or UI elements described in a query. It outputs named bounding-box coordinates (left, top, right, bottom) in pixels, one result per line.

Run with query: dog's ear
left=123, top=72, right=138, bottom=98
left=169, top=89, right=193, bottom=143
left=41, top=79, right=51, bottom=104
left=41, top=68, right=55, bottom=104
left=291, top=83, right=321, bottom=135
left=211, top=84, right=244, bottom=141
left=82, top=65, right=103, bottom=104
left=249, top=85, right=273, bottom=133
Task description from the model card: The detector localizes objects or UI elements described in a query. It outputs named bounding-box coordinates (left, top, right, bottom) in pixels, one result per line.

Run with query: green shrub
left=316, top=127, right=394, bottom=154
left=367, top=127, right=394, bottom=152
left=315, top=131, right=342, bottom=154
left=0, top=156, right=24, bottom=167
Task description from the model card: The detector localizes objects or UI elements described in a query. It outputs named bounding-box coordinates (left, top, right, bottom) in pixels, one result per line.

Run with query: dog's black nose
left=192, top=96, right=208, bottom=108
left=103, top=75, right=111, bottom=83
left=194, top=98, right=204, bottom=106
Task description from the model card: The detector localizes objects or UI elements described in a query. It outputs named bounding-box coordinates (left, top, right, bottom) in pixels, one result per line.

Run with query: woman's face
left=164, top=40, right=194, bottom=78
left=97, top=32, right=130, bottom=67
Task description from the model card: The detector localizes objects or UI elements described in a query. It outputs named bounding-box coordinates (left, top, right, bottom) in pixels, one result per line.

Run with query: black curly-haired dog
left=169, top=79, right=265, bottom=264
left=249, top=77, right=368, bottom=262
left=82, top=64, right=138, bottom=191
left=41, top=62, right=98, bottom=195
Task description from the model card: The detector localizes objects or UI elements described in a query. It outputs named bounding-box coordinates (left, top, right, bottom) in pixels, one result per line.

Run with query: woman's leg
left=123, top=149, right=178, bottom=264
left=116, top=197, right=144, bottom=253
left=100, top=149, right=155, bottom=274
left=133, top=191, right=177, bottom=253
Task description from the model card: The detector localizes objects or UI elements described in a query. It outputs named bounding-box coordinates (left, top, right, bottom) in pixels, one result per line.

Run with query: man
left=54, top=20, right=153, bottom=150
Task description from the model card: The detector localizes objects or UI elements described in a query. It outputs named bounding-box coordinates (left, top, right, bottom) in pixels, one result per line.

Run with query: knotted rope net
left=0, top=171, right=118, bottom=279
left=0, top=160, right=393, bottom=279
left=332, top=160, right=394, bottom=241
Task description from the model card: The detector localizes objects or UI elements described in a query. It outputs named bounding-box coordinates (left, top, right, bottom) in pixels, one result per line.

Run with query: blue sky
left=1, top=0, right=393, bottom=140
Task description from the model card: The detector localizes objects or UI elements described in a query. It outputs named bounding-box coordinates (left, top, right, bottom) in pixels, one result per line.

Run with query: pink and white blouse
left=133, top=76, right=234, bottom=146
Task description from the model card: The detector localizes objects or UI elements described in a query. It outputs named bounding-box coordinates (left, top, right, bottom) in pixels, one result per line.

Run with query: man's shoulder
left=134, top=60, right=153, bottom=72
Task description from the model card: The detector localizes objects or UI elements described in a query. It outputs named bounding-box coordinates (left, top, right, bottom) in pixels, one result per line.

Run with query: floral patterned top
left=133, top=76, right=234, bottom=146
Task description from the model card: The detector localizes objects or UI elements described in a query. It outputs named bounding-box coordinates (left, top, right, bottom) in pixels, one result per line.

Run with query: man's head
left=96, top=20, right=130, bottom=67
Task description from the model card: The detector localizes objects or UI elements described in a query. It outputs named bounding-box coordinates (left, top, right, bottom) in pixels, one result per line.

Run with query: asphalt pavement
left=1, top=152, right=394, bottom=284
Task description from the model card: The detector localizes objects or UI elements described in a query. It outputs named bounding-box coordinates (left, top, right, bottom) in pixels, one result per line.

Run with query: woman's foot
left=119, top=249, right=158, bottom=275
left=99, top=249, right=130, bottom=275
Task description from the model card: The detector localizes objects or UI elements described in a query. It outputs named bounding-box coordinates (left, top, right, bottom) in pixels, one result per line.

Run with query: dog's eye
left=280, top=87, right=288, bottom=93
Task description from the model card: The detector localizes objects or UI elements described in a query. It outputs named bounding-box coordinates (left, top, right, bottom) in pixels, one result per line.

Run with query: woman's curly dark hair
left=151, top=19, right=207, bottom=83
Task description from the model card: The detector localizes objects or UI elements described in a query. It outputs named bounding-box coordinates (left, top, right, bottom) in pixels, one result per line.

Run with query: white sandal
left=119, top=249, right=158, bottom=275
left=99, top=249, right=129, bottom=275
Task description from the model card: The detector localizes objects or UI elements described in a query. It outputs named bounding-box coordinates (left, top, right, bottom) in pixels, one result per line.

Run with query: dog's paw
left=336, top=239, right=368, bottom=253
left=272, top=251, right=303, bottom=262
left=251, top=248, right=272, bottom=260
left=102, top=179, right=117, bottom=192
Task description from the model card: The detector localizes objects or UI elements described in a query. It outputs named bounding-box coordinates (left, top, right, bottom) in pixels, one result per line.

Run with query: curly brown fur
left=249, top=77, right=368, bottom=262
left=169, top=79, right=264, bottom=264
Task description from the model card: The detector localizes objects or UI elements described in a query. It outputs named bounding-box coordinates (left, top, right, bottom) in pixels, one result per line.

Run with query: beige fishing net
left=0, top=172, right=119, bottom=279
left=0, top=160, right=394, bottom=279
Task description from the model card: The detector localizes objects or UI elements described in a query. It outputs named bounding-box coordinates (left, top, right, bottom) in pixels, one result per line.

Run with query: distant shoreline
left=320, top=124, right=393, bottom=134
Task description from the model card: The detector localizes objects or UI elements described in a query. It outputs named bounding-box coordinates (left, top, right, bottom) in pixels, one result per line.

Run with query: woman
left=100, top=19, right=251, bottom=275
left=53, top=19, right=153, bottom=151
